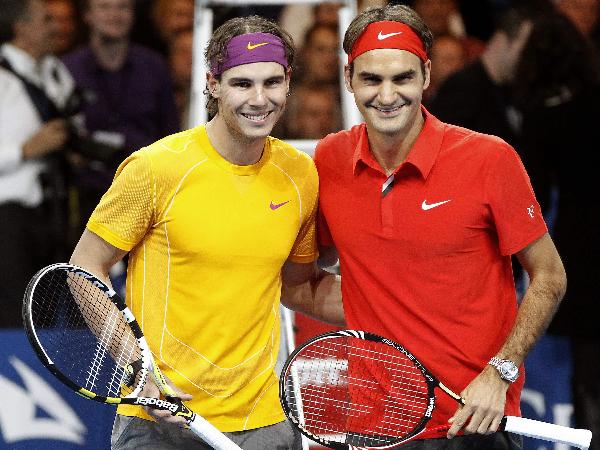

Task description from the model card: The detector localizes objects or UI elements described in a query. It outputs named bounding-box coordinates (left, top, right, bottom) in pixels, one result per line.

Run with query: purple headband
left=211, top=32, right=289, bottom=76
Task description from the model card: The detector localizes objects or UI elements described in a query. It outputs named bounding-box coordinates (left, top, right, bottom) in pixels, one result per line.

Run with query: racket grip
left=501, top=416, right=592, bottom=450
left=187, top=414, right=243, bottom=450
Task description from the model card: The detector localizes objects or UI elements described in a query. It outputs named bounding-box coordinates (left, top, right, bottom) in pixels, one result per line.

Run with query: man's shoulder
left=0, top=66, right=29, bottom=106
left=142, top=128, right=198, bottom=158
left=319, top=124, right=363, bottom=147
left=439, top=120, right=514, bottom=160
left=0, top=65, right=21, bottom=86
left=268, top=137, right=317, bottom=176
left=314, top=124, right=363, bottom=167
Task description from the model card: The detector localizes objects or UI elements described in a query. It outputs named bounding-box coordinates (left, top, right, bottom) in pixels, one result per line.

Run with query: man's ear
left=423, top=59, right=431, bottom=90
left=344, top=64, right=354, bottom=93
left=285, top=67, right=292, bottom=93
left=206, top=71, right=220, bottom=98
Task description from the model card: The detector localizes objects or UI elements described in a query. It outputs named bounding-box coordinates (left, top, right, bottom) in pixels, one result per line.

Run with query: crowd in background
left=1, top=0, right=600, bottom=446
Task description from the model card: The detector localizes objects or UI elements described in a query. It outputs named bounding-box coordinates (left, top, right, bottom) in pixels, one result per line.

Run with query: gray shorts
left=397, top=432, right=522, bottom=450
left=111, top=414, right=302, bottom=450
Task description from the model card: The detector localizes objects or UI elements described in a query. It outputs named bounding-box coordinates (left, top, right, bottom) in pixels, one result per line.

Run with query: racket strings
left=29, top=268, right=142, bottom=398
left=282, top=337, right=431, bottom=447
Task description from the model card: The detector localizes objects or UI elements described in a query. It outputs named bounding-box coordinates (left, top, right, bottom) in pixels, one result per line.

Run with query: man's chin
left=238, top=124, right=273, bottom=141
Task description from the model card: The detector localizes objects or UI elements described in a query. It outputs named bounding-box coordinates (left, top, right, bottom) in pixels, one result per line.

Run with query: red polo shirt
left=314, top=107, right=547, bottom=437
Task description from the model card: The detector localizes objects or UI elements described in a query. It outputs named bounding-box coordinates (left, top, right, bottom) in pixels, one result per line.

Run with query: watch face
left=500, top=361, right=519, bottom=381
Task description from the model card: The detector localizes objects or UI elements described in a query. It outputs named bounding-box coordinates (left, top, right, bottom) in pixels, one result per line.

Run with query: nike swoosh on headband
left=377, top=31, right=403, bottom=40
left=247, top=42, right=269, bottom=50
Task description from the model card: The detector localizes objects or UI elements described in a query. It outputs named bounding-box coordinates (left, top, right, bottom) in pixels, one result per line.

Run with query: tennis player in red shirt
left=283, top=4, right=567, bottom=449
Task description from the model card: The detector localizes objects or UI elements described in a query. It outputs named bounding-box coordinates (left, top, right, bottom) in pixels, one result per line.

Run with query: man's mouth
left=241, top=112, right=271, bottom=122
left=371, top=104, right=404, bottom=113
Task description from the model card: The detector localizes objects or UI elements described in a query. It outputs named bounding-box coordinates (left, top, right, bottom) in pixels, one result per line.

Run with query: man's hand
left=22, top=118, right=69, bottom=159
left=140, top=372, right=193, bottom=428
left=447, top=365, right=509, bottom=438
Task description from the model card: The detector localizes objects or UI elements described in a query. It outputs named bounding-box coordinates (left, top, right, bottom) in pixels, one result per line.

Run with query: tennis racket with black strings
left=22, top=263, right=242, bottom=450
left=280, top=330, right=592, bottom=450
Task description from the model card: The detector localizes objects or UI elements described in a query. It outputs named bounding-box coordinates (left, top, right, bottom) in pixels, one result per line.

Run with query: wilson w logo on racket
left=23, top=263, right=241, bottom=450
left=279, top=330, right=593, bottom=450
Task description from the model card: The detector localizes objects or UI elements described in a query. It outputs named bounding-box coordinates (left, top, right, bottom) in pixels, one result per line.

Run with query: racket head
left=22, top=263, right=150, bottom=404
left=279, top=330, right=438, bottom=449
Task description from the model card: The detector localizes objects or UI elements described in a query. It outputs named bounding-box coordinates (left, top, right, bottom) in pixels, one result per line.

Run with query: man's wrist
left=488, top=356, right=520, bottom=383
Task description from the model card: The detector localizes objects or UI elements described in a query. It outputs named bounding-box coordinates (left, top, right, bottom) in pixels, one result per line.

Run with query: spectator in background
left=556, top=0, right=600, bottom=71
left=313, top=2, right=342, bottom=27
left=0, top=0, right=74, bottom=327
left=46, top=0, right=80, bottom=55
left=428, top=3, right=547, bottom=149
left=150, top=0, right=194, bottom=55
left=556, top=0, right=599, bottom=37
left=279, top=83, right=342, bottom=139
left=411, top=0, right=485, bottom=60
left=279, top=2, right=341, bottom=50
left=512, top=12, right=600, bottom=448
left=295, top=23, right=340, bottom=86
left=423, top=33, right=467, bottom=104
left=168, top=29, right=193, bottom=129
left=62, top=0, right=179, bottom=238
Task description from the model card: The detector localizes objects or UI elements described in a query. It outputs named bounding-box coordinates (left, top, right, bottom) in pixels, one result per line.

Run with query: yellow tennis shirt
left=87, top=125, right=318, bottom=431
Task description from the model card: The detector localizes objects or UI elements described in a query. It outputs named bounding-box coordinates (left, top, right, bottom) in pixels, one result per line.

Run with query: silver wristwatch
left=488, top=357, right=519, bottom=383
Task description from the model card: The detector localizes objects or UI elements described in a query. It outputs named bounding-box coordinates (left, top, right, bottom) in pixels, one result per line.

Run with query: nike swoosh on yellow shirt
left=247, top=42, right=269, bottom=50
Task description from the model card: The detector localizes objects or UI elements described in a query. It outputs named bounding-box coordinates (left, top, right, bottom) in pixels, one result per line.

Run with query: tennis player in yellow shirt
left=69, top=15, right=341, bottom=450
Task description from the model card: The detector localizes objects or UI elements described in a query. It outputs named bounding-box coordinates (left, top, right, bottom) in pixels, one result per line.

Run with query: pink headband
left=211, top=32, right=289, bottom=76
left=348, top=21, right=428, bottom=64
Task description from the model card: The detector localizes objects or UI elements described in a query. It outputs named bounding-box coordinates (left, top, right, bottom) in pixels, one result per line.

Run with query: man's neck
left=90, top=34, right=129, bottom=71
left=10, top=38, right=42, bottom=62
left=205, top=115, right=265, bottom=166
left=366, top=112, right=424, bottom=176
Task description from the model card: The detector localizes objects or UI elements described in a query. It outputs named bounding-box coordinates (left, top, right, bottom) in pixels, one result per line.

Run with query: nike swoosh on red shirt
left=270, top=200, right=290, bottom=210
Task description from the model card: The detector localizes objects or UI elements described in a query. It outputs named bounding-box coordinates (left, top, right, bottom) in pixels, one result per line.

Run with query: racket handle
left=501, top=416, right=592, bottom=450
left=187, top=414, right=242, bottom=450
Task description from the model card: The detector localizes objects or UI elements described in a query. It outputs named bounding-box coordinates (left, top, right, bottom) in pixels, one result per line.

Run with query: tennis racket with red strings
left=279, top=330, right=592, bottom=449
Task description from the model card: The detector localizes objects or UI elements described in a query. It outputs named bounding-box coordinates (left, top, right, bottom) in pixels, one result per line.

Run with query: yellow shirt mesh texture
left=87, top=126, right=318, bottom=431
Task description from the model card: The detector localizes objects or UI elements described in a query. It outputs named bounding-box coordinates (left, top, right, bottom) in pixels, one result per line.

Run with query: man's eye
left=363, top=77, right=380, bottom=84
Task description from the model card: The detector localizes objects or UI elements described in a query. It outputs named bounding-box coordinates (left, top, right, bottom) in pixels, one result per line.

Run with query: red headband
left=348, top=21, right=428, bottom=64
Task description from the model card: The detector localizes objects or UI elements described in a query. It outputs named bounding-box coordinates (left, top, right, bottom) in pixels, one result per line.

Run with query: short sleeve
left=288, top=157, right=319, bottom=263
left=486, top=145, right=548, bottom=255
left=87, top=151, right=155, bottom=251
left=317, top=206, right=334, bottom=247
left=313, top=143, right=334, bottom=248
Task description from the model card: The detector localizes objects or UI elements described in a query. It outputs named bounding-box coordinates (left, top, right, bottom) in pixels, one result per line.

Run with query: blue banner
left=521, top=335, right=575, bottom=450
left=0, top=330, right=113, bottom=449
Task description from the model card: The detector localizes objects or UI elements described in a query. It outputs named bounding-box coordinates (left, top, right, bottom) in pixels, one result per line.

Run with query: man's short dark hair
left=0, top=0, right=31, bottom=43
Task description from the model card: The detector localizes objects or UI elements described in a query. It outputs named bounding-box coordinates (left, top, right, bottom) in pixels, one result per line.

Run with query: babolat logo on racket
left=135, top=397, right=179, bottom=413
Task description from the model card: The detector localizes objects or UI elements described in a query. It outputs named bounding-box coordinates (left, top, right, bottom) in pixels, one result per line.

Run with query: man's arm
left=70, top=229, right=192, bottom=425
left=0, top=73, right=68, bottom=170
left=447, top=232, right=566, bottom=437
left=281, top=246, right=345, bottom=327
left=70, top=229, right=127, bottom=284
